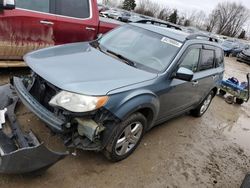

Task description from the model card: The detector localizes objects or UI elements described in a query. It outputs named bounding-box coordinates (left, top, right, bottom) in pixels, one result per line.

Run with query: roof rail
left=186, top=33, right=219, bottom=43
left=135, top=19, right=182, bottom=31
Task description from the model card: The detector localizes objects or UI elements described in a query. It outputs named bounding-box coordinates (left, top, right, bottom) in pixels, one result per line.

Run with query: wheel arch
left=106, top=90, right=160, bottom=129
left=212, top=87, right=218, bottom=97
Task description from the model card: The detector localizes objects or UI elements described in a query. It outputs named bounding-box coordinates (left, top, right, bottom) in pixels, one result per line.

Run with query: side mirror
left=0, top=0, right=15, bottom=10
left=175, top=67, right=194, bottom=82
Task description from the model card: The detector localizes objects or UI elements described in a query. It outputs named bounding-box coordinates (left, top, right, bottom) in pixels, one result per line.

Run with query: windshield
left=98, top=25, right=182, bottom=73
left=222, top=41, right=234, bottom=48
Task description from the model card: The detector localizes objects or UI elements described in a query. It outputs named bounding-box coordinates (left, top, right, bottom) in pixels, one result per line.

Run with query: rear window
left=55, top=0, right=90, bottom=19
left=200, top=49, right=215, bottom=71
left=16, top=0, right=50, bottom=13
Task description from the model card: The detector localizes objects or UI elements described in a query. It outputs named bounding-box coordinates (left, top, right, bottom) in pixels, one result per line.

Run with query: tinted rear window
left=55, top=0, right=90, bottom=19
left=200, top=49, right=215, bottom=71
left=16, top=0, right=50, bottom=13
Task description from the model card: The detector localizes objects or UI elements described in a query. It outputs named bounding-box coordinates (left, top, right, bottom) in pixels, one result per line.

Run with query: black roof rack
left=186, top=33, right=219, bottom=43
left=135, top=19, right=182, bottom=31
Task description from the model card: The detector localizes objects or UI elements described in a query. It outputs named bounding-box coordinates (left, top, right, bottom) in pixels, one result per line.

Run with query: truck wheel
left=236, top=98, right=244, bottom=105
left=191, top=91, right=214, bottom=117
left=219, top=89, right=226, bottom=96
left=103, top=113, right=147, bottom=162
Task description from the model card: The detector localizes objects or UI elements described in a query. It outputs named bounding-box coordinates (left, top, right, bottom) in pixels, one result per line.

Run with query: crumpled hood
left=24, top=42, right=157, bottom=96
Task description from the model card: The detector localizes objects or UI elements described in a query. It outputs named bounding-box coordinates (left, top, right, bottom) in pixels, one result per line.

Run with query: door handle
left=40, top=20, right=54, bottom=25
left=192, top=80, right=199, bottom=86
left=85, top=27, right=96, bottom=31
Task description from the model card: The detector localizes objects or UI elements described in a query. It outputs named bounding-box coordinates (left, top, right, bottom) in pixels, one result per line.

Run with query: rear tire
left=191, top=91, right=214, bottom=117
left=103, top=113, right=147, bottom=162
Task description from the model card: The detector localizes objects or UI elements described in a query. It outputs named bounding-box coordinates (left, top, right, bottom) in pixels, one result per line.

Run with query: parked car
left=128, top=15, right=144, bottom=22
left=231, top=42, right=250, bottom=57
left=0, top=21, right=224, bottom=174
left=0, top=0, right=120, bottom=64
left=117, top=12, right=131, bottom=22
left=237, top=49, right=250, bottom=65
left=107, top=10, right=121, bottom=19
left=221, top=40, right=238, bottom=56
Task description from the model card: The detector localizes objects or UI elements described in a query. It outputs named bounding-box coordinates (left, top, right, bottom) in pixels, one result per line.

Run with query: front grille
left=29, top=75, right=60, bottom=112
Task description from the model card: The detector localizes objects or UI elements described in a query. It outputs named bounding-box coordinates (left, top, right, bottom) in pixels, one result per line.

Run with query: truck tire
left=191, top=91, right=214, bottom=117
left=103, top=112, right=147, bottom=162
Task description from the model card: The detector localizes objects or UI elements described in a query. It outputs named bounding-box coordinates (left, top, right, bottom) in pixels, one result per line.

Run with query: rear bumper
left=13, top=77, right=65, bottom=133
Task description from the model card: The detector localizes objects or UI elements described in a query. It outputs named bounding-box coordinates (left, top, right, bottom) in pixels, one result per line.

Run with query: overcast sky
left=99, top=0, right=250, bottom=14
left=152, top=0, right=250, bottom=13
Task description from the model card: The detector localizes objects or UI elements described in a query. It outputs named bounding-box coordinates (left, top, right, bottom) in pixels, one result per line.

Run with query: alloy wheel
left=200, top=94, right=212, bottom=114
left=115, top=122, right=143, bottom=156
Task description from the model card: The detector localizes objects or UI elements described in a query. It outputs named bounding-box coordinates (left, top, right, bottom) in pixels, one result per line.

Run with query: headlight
left=49, top=91, right=109, bottom=113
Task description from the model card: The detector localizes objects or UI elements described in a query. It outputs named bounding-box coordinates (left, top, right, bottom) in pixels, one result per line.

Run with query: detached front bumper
left=0, top=83, right=68, bottom=174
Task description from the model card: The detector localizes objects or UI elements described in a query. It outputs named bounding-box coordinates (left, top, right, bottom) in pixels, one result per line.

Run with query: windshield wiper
left=106, top=50, right=136, bottom=67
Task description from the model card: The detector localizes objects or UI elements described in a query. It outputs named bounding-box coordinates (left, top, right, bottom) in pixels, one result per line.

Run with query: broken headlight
left=49, top=91, right=109, bottom=113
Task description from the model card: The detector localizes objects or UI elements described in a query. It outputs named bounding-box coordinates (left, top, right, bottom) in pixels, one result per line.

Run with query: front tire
left=191, top=91, right=214, bottom=117
left=103, top=113, right=147, bottom=162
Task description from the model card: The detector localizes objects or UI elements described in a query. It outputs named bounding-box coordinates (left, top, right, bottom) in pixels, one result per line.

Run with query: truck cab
left=0, top=0, right=118, bottom=61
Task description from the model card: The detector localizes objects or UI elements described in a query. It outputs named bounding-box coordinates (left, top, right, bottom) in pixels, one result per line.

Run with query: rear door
left=0, top=0, right=56, bottom=60
left=194, top=45, right=219, bottom=101
left=52, top=0, right=99, bottom=44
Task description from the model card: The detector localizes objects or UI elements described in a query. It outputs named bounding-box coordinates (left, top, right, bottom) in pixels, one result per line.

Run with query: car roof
left=130, top=23, right=189, bottom=43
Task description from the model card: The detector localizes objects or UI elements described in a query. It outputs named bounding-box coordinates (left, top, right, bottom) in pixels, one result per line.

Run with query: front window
left=98, top=25, right=182, bottom=73
left=16, top=0, right=91, bottom=19
left=16, top=0, right=50, bottom=13
left=180, top=48, right=200, bottom=72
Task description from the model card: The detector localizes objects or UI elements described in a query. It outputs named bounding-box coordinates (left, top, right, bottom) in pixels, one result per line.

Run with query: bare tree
left=157, top=7, right=172, bottom=21
left=135, top=0, right=161, bottom=17
left=206, top=10, right=219, bottom=32
left=214, top=2, right=249, bottom=37
left=103, top=0, right=120, bottom=7
left=180, top=10, right=207, bottom=29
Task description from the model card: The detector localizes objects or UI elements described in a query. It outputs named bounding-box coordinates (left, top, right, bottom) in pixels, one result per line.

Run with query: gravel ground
left=0, top=57, right=250, bottom=188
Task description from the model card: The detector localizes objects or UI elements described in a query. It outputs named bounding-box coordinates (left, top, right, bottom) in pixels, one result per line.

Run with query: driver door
left=157, top=45, right=202, bottom=120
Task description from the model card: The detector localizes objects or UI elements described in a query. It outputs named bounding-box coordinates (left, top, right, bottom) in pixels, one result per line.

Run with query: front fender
left=106, top=89, right=160, bottom=126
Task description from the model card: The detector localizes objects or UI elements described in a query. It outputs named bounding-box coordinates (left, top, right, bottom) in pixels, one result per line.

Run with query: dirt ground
left=0, top=57, right=250, bottom=188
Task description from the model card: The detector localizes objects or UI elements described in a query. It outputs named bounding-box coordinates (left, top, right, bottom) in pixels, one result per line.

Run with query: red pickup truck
left=0, top=0, right=120, bottom=64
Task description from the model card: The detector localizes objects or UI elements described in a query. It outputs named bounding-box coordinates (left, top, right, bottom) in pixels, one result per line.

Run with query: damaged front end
left=0, top=74, right=119, bottom=174
left=0, top=84, right=67, bottom=174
